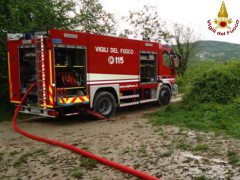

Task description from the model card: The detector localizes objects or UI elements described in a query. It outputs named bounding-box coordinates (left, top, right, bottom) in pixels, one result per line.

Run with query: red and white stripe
left=140, top=98, right=158, bottom=104
left=120, top=102, right=139, bottom=107
left=120, top=94, right=139, bottom=100
left=87, top=73, right=139, bottom=85
left=41, top=36, right=47, bottom=109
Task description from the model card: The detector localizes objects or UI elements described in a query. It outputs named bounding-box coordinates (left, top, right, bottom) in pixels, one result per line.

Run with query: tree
left=0, top=0, right=78, bottom=74
left=121, top=5, right=167, bottom=41
left=122, top=5, right=198, bottom=75
left=77, top=0, right=116, bottom=34
left=166, top=23, right=199, bottom=75
left=0, top=0, right=79, bottom=109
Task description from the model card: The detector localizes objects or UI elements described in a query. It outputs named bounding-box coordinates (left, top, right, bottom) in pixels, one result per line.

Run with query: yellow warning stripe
left=49, top=49, right=53, bottom=85
left=7, top=51, right=11, bottom=81
left=9, top=82, right=13, bottom=99
left=55, top=65, right=67, bottom=67
left=83, top=96, right=89, bottom=101
left=73, top=66, right=85, bottom=68
left=7, top=52, right=13, bottom=100
left=57, top=87, right=85, bottom=90
left=49, top=85, right=53, bottom=105
left=59, top=96, right=89, bottom=104
left=11, top=101, right=20, bottom=103
left=40, top=104, right=53, bottom=108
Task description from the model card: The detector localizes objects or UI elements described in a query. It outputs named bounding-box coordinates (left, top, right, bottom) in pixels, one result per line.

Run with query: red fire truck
left=6, top=29, right=181, bottom=118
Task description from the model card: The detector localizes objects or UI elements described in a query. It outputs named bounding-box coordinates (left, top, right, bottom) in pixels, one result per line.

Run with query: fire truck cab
left=6, top=29, right=181, bottom=118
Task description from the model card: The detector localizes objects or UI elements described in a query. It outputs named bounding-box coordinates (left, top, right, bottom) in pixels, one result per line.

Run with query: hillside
left=192, top=40, right=240, bottom=62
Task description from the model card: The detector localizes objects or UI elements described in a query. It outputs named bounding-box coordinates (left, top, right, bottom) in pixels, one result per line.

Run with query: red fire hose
left=12, top=82, right=160, bottom=180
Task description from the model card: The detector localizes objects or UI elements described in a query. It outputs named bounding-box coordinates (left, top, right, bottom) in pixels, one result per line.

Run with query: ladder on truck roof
left=35, top=35, right=47, bottom=109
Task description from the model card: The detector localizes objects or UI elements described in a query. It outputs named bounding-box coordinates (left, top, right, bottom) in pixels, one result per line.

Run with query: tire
left=157, top=85, right=171, bottom=106
left=93, top=91, right=116, bottom=118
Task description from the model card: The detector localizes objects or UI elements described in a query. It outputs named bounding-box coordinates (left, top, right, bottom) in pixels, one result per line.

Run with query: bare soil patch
left=0, top=97, right=240, bottom=180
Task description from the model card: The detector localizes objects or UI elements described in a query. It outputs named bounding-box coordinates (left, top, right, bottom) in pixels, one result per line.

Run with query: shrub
left=183, top=61, right=240, bottom=107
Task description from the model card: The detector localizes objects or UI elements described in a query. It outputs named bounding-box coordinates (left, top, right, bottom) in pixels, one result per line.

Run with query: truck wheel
left=157, top=85, right=171, bottom=105
left=93, top=91, right=116, bottom=118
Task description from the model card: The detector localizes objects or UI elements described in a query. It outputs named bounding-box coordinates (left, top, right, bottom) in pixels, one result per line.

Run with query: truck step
left=139, top=98, right=158, bottom=104
left=120, top=94, right=139, bottom=100
left=119, top=101, right=139, bottom=107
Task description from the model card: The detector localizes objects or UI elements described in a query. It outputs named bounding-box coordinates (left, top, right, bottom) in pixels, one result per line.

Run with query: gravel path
left=1, top=96, right=240, bottom=180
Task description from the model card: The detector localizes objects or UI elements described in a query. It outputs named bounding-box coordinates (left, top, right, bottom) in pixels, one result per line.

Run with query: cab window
left=163, top=52, right=171, bottom=67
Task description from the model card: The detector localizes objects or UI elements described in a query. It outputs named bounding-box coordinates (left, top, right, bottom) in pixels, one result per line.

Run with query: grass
left=192, top=175, right=213, bottom=180
left=147, top=103, right=240, bottom=138
left=192, top=144, right=209, bottom=152
left=34, top=149, right=48, bottom=156
left=14, top=152, right=33, bottom=168
left=138, top=145, right=147, bottom=154
left=13, top=150, right=48, bottom=168
left=176, top=142, right=192, bottom=150
left=122, top=147, right=132, bottom=154
left=68, top=168, right=84, bottom=179
left=159, top=151, right=172, bottom=158
left=9, top=151, right=20, bottom=156
left=133, top=163, right=141, bottom=169
left=227, top=150, right=240, bottom=165
left=137, top=144, right=150, bottom=157
left=149, top=61, right=240, bottom=138
left=0, top=152, right=4, bottom=161
left=80, top=158, right=98, bottom=169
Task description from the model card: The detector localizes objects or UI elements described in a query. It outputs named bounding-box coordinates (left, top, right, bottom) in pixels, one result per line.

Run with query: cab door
left=161, top=51, right=175, bottom=79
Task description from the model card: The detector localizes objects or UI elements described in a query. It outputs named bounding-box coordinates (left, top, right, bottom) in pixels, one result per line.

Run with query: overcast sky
left=100, top=0, right=240, bottom=44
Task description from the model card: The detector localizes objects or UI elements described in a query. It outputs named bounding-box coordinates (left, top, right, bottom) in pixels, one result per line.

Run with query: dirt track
left=0, top=96, right=240, bottom=180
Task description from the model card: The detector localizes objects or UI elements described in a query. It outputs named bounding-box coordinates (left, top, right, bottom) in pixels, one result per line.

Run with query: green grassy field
left=148, top=60, right=240, bottom=138
left=147, top=102, right=240, bottom=138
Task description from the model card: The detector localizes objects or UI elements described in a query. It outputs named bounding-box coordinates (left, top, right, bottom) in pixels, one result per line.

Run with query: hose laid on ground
left=12, top=82, right=160, bottom=180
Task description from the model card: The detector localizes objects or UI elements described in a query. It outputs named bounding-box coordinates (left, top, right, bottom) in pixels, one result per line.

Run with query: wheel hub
left=99, top=98, right=112, bottom=115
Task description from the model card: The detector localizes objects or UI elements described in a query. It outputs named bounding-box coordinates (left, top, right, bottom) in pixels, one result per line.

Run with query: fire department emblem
left=214, top=1, right=232, bottom=29
left=108, top=56, right=114, bottom=64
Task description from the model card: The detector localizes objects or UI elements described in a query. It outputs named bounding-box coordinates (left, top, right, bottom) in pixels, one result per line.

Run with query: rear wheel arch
left=89, top=85, right=119, bottom=108
left=94, top=87, right=118, bottom=104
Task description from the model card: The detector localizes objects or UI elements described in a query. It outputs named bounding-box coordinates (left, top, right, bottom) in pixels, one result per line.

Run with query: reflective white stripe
left=88, top=73, right=139, bottom=81
left=120, top=94, right=139, bottom=99
left=140, top=98, right=158, bottom=104
left=40, top=35, right=47, bottom=109
left=158, top=78, right=176, bottom=81
left=87, top=79, right=139, bottom=85
left=120, top=102, right=139, bottom=107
